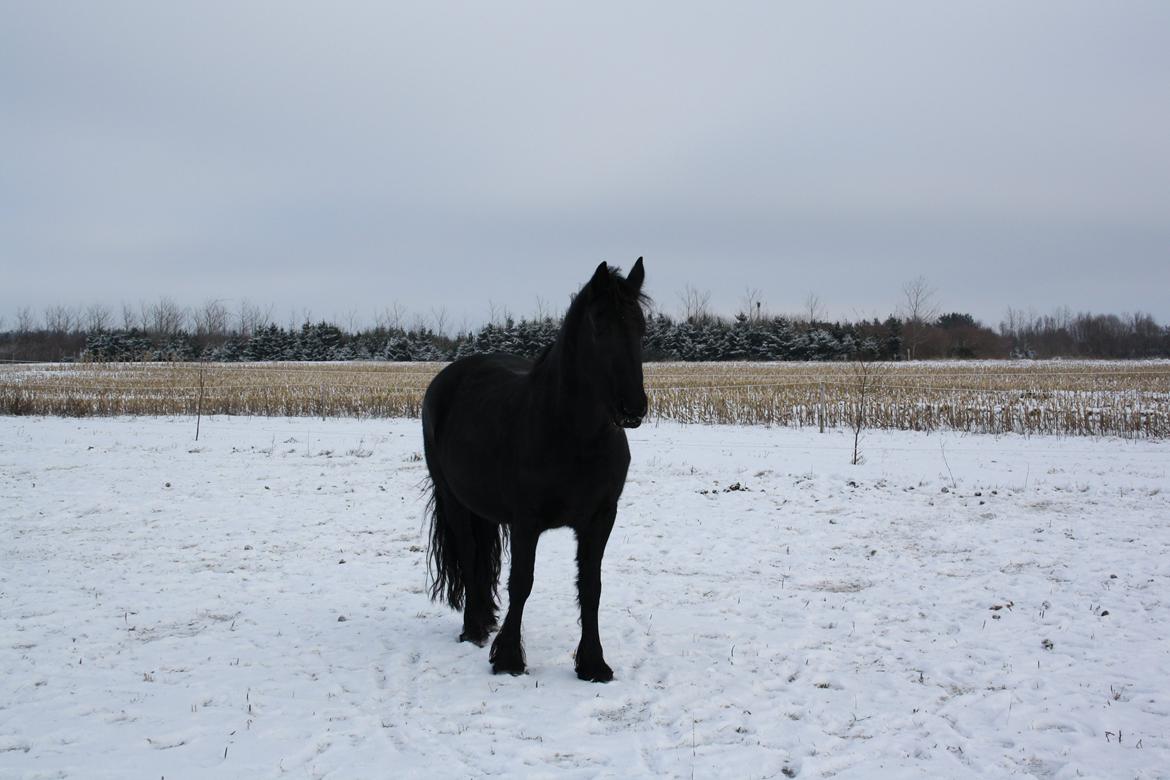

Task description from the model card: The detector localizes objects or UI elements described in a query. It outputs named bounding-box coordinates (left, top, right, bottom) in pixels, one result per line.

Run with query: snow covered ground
left=2, top=416, right=1168, bottom=779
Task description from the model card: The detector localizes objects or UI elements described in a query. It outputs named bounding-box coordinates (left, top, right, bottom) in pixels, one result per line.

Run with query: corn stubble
left=2, top=361, right=1167, bottom=438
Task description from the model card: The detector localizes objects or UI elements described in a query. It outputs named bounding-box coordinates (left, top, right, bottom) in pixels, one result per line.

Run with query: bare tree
left=430, top=306, right=449, bottom=337
left=145, top=297, right=186, bottom=336
left=16, top=307, right=36, bottom=334
left=193, top=299, right=229, bottom=338
left=679, top=285, right=713, bottom=324
left=901, top=276, right=940, bottom=359
left=410, top=313, right=431, bottom=334
left=343, top=308, right=361, bottom=335
left=533, top=295, right=551, bottom=322
left=1000, top=306, right=1021, bottom=337
left=44, top=305, right=78, bottom=333
left=804, top=292, right=825, bottom=324
left=235, top=300, right=254, bottom=337
left=848, top=357, right=888, bottom=465
left=121, top=301, right=141, bottom=330
left=83, top=303, right=112, bottom=332
left=375, top=302, right=407, bottom=332
left=236, top=299, right=271, bottom=337
left=740, top=287, right=765, bottom=322
left=288, top=307, right=314, bottom=330
left=487, top=300, right=512, bottom=327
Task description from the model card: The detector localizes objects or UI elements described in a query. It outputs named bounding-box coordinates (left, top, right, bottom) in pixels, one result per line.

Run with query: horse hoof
left=459, top=630, right=490, bottom=647
left=489, top=640, right=526, bottom=676
left=576, top=663, right=614, bottom=683
left=492, top=663, right=526, bottom=676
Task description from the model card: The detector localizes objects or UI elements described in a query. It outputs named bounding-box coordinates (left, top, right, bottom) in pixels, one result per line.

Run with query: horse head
left=581, top=257, right=649, bottom=428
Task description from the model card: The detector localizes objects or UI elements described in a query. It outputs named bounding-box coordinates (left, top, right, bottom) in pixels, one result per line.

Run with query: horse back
left=423, top=353, right=532, bottom=429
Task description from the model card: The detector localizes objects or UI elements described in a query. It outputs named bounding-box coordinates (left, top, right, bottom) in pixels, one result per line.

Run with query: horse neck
left=532, top=316, right=610, bottom=435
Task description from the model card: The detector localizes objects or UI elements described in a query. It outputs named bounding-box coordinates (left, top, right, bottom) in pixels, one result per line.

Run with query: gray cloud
left=3, top=1, right=1168, bottom=330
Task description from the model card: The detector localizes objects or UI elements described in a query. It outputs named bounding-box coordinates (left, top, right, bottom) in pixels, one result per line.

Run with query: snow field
left=1, top=416, right=1168, bottom=778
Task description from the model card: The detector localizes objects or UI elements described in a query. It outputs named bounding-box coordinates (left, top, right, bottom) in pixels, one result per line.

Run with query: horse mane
left=533, top=265, right=650, bottom=368
left=604, top=265, right=653, bottom=311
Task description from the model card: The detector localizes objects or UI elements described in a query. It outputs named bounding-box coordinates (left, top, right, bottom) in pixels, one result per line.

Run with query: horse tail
left=422, top=390, right=507, bottom=615
left=426, top=479, right=465, bottom=610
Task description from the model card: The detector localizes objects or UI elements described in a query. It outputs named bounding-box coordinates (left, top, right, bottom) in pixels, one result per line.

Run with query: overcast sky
left=3, top=2, right=1168, bottom=331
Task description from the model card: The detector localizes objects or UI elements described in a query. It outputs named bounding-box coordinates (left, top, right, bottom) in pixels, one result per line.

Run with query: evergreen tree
left=244, top=325, right=289, bottom=361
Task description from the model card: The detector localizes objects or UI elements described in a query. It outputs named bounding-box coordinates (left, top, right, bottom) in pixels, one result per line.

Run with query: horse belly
left=437, top=432, right=514, bottom=522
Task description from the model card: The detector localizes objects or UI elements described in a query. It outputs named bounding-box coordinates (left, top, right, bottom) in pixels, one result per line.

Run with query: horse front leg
left=575, top=504, right=616, bottom=682
left=489, top=524, right=538, bottom=675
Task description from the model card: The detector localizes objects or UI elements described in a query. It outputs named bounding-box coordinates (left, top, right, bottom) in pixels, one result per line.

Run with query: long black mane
left=532, top=266, right=649, bottom=369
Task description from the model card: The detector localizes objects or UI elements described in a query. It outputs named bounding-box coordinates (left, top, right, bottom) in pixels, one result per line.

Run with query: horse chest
left=518, top=444, right=629, bottom=525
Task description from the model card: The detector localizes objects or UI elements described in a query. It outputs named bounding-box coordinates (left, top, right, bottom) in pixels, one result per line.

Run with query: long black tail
left=426, top=481, right=465, bottom=610
left=426, top=479, right=508, bottom=612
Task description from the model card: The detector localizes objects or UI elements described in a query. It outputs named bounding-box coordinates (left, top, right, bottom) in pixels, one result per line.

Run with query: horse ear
left=588, top=261, right=610, bottom=296
left=627, top=256, right=644, bottom=289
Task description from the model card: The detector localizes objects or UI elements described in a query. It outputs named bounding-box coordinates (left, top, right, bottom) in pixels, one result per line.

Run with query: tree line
left=2, top=295, right=1168, bottom=362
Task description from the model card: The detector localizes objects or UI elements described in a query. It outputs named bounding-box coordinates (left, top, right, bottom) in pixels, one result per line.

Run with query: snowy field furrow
left=2, top=416, right=1168, bottom=778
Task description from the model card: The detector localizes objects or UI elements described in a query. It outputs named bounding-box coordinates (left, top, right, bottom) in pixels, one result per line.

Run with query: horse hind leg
left=460, top=513, right=504, bottom=646
left=421, top=439, right=502, bottom=647
left=437, top=495, right=499, bottom=647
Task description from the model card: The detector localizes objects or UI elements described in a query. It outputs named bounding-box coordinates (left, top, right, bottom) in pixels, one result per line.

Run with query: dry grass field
left=2, top=360, right=1168, bottom=437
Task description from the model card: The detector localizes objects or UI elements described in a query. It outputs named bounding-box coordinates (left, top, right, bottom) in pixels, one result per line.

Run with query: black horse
left=421, top=258, right=648, bottom=682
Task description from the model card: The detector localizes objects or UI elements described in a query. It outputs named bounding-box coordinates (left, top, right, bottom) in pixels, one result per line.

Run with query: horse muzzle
left=616, top=401, right=646, bottom=428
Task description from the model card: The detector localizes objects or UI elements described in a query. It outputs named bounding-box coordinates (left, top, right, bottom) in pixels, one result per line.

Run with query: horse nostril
left=621, top=403, right=645, bottom=420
